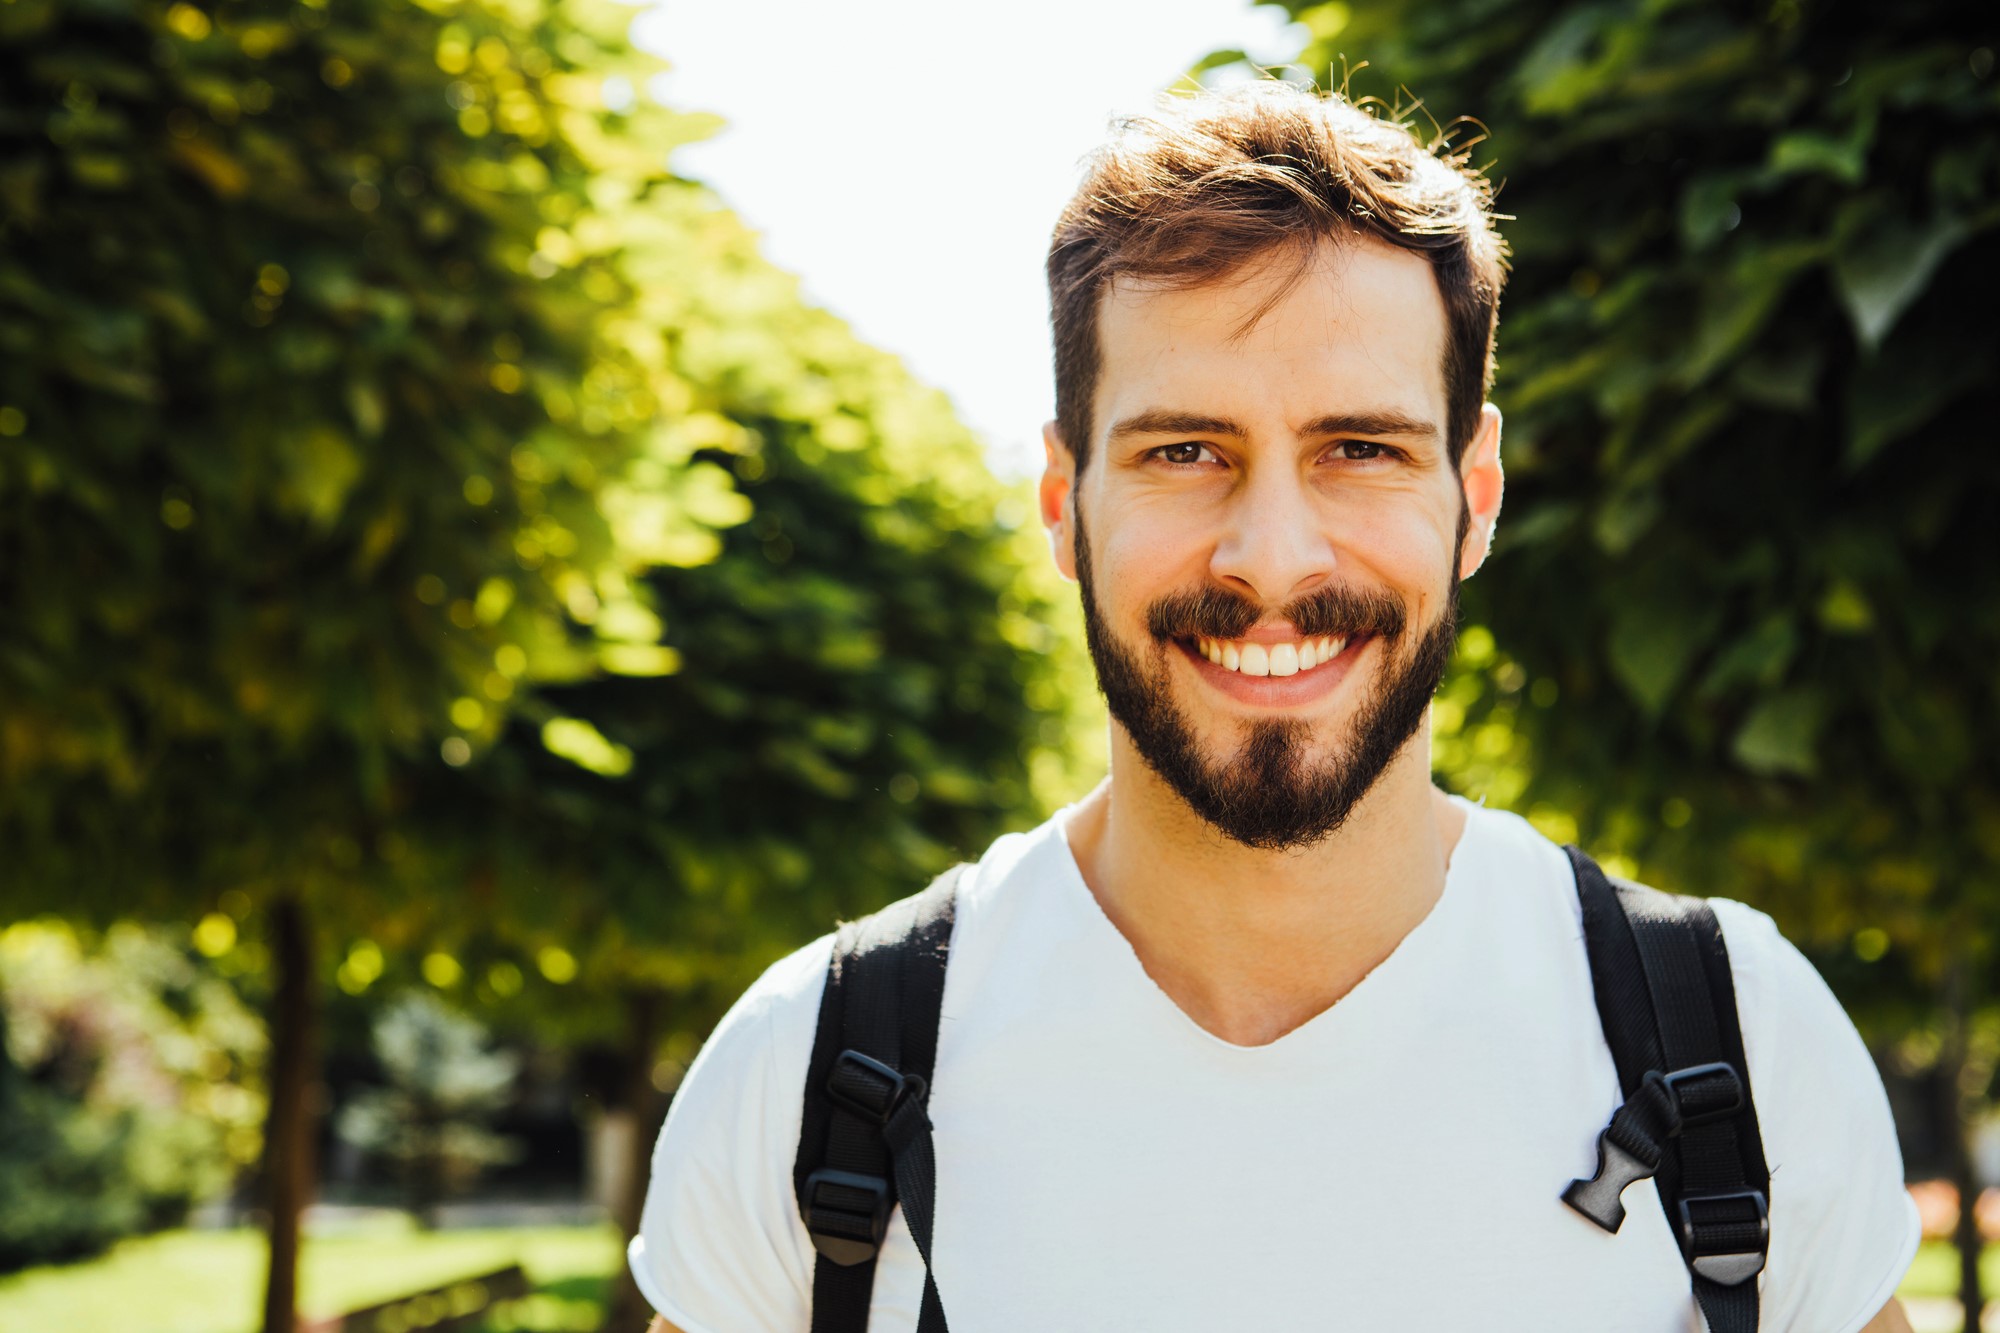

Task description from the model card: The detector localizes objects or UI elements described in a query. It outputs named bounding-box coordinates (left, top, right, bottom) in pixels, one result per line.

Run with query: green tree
left=0, top=918, right=265, bottom=1271
left=0, top=0, right=729, bottom=1326
left=336, top=991, right=519, bottom=1228
left=1248, top=0, right=1997, bottom=1321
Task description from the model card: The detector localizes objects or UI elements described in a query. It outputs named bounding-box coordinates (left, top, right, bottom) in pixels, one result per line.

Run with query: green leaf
left=1496, top=499, right=1579, bottom=551
left=1682, top=241, right=1823, bottom=386
left=1816, top=579, right=1874, bottom=633
left=279, top=425, right=363, bottom=528
left=1698, top=614, right=1798, bottom=698
left=1514, top=7, right=1642, bottom=115
left=346, top=380, right=385, bottom=438
left=541, top=717, right=633, bottom=777
left=1679, top=174, right=1744, bottom=253
left=1608, top=596, right=1716, bottom=717
left=1833, top=208, right=1970, bottom=350
left=1591, top=487, right=1660, bottom=556
left=1845, top=330, right=1985, bottom=467
left=1731, top=345, right=1821, bottom=413
left=1767, top=116, right=1875, bottom=186
left=1731, top=690, right=1823, bottom=777
left=1683, top=274, right=1788, bottom=386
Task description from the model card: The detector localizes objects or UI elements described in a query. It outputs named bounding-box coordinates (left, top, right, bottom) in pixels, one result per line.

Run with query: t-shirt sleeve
left=627, top=936, right=832, bottom=1333
left=1713, top=900, right=1921, bottom=1333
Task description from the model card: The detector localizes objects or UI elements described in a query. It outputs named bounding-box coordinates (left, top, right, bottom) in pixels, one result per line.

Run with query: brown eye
left=1156, top=442, right=1209, bottom=465
left=1338, top=440, right=1384, bottom=460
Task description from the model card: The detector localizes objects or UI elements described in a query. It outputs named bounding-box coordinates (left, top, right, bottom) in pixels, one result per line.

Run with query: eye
left=1330, top=439, right=1395, bottom=462
left=1150, top=441, right=1219, bottom=466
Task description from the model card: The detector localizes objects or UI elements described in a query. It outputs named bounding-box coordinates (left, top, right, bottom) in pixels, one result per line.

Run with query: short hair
left=1046, top=80, right=1508, bottom=472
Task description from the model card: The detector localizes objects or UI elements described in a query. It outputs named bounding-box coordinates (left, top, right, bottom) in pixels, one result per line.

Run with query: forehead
left=1092, top=236, right=1448, bottom=446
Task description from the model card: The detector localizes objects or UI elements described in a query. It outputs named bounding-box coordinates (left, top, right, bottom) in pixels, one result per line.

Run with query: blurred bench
left=298, top=1263, right=532, bottom=1333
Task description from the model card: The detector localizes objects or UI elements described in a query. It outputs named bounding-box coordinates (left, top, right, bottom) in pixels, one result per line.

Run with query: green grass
left=1898, top=1239, right=2000, bottom=1301
left=0, top=1220, right=622, bottom=1333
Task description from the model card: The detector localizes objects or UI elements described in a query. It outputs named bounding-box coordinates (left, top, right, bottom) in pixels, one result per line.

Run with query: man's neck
left=1063, top=724, right=1466, bottom=1048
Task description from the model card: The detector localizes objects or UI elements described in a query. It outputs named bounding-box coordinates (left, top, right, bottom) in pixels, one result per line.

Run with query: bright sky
left=630, top=0, right=1308, bottom=478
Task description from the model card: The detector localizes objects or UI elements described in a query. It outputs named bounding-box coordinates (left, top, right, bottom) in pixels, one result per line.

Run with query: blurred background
left=0, top=0, right=1993, bottom=1330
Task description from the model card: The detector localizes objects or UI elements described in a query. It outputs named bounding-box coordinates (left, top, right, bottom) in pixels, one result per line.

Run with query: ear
left=1039, top=419, right=1079, bottom=582
left=1456, top=403, right=1504, bottom=580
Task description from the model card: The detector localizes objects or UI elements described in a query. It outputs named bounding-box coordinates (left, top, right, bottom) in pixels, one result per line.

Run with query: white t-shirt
left=631, top=797, right=1919, bottom=1332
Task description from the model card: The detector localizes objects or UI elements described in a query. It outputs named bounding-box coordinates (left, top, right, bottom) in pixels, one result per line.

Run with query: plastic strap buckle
left=804, top=1168, right=892, bottom=1266
left=1678, top=1189, right=1769, bottom=1287
left=1652, top=1062, right=1745, bottom=1132
left=1561, top=1062, right=1748, bottom=1235
left=827, top=1048, right=924, bottom=1124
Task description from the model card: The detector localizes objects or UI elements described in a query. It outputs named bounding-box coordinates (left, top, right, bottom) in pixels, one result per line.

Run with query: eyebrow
left=1106, top=408, right=1441, bottom=444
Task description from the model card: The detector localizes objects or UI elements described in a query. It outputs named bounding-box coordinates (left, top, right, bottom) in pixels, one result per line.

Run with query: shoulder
left=1446, top=798, right=1586, bottom=931
left=627, top=932, right=833, bottom=1329
left=629, top=817, right=1067, bottom=1327
left=705, top=931, right=835, bottom=1073
left=656, top=926, right=836, bottom=1148
left=1452, top=797, right=1579, bottom=883
left=1703, top=894, right=1877, bottom=1102
left=1701, top=898, right=1921, bottom=1330
left=669, top=811, right=1067, bottom=1113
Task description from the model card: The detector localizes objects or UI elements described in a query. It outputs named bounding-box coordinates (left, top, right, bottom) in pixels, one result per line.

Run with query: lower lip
left=1174, top=635, right=1373, bottom=708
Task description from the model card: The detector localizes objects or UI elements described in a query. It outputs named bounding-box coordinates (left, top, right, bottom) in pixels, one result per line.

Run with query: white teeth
left=1194, top=634, right=1351, bottom=676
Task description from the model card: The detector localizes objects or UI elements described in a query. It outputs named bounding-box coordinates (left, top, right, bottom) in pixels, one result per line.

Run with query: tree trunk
left=602, top=988, right=663, bottom=1333
left=1944, top=953, right=1984, bottom=1333
left=260, top=895, right=319, bottom=1333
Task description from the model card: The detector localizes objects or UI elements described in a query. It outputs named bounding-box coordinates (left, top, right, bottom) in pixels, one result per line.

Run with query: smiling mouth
left=1179, top=633, right=1368, bottom=677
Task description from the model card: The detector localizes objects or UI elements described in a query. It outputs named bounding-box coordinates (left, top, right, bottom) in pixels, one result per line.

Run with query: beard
left=1074, top=502, right=1463, bottom=852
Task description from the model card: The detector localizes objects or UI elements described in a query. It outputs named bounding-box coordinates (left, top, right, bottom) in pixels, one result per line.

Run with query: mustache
left=1144, top=582, right=1408, bottom=643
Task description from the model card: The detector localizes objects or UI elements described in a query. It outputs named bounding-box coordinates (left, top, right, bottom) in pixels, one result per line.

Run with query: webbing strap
left=1565, top=847, right=1769, bottom=1333
left=795, top=867, right=961, bottom=1333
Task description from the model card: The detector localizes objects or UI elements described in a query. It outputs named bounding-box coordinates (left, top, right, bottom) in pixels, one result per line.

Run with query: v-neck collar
left=1036, top=795, right=1487, bottom=1060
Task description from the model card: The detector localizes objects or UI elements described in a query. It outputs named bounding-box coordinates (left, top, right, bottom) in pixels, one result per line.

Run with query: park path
left=1905, top=1296, right=2000, bottom=1332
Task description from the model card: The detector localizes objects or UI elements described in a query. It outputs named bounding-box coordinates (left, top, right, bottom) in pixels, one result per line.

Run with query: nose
left=1207, top=466, right=1337, bottom=606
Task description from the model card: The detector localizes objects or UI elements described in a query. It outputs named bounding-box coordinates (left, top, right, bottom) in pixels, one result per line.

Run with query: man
left=630, top=81, right=1918, bottom=1332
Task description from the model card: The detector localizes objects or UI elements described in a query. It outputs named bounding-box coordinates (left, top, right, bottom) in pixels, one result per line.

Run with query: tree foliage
left=0, top=0, right=724, bottom=920
left=0, top=919, right=264, bottom=1271
left=353, top=183, right=1092, bottom=1033
left=0, top=0, right=1088, bottom=988
left=1250, top=0, right=1999, bottom=991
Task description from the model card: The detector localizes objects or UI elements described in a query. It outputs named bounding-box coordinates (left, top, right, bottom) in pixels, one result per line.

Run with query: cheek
left=1327, top=500, right=1458, bottom=597
left=1092, top=504, right=1206, bottom=611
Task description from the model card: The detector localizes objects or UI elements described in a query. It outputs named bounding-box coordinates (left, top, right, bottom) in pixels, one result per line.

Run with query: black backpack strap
left=1562, top=846, right=1771, bottom=1333
left=793, top=866, right=963, bottom=1333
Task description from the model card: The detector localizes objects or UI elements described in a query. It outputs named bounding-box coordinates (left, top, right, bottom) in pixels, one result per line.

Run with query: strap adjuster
left=804, top=1051, right=930, bottom=1267
left=803, top=1168, right=892, bottom=1266
left=827, top=1049, right=924, bottom=1124
left=1678, top=1189, right=1769, bottom=1286
left=1653, top=1062, right=1744, bottom=1131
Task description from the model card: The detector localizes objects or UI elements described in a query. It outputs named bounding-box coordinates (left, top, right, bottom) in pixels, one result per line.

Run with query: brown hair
left=1046, top=80, right=1507, bottom=472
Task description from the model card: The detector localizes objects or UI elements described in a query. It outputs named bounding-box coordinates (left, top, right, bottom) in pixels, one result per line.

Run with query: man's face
left=1041, top=236, right=1503, bottom=850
